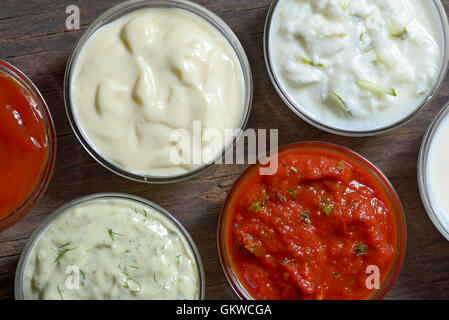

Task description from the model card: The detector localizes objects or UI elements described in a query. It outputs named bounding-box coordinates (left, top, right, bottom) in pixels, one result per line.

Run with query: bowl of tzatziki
left=14, top=193, right=205, bottom=300
left=264, top=0, right=449, bottom=136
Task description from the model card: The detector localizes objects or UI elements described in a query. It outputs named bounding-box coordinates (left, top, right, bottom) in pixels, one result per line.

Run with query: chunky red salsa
left=224, top=144, right=399, bottom=300
left=0, top=71, right=49, bottom=220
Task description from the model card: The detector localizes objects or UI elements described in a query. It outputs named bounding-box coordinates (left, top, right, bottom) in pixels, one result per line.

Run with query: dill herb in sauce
left=300, top=211, right=312, bottom=224
left=289, top=188, right=298, bottom=199
left=57, top=286, right=63, bottom=300
left=124, top=277, right=142, bottom=292
left=108, top=228, right=125, bottom=241
left=52, top=245, right=74, bottom=263
left=277, top=193, right=287, bottom=203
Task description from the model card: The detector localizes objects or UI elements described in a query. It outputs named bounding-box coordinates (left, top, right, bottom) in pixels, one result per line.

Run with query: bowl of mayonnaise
left=418, top=102, right=449, bottom=242
left=264, top=0, right=449, bottom=136
left=64, top=0, right=253, bottom=183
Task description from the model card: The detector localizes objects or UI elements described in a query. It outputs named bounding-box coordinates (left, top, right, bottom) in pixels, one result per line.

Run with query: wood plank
left=1, top=0, right=449, bottom=300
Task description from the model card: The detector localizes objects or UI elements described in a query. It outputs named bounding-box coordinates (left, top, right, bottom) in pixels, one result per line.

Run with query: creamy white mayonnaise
left=71, top=8, right=245, bottom=176
left=427, top=113, right=449, bottom=233
left=23, top=198, right=200, bottom=300
left=269, top=0, right=443, bottom=132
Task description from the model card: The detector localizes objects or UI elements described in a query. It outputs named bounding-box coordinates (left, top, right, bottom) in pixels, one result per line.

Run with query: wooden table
left=1, top=0, right=449, bottom=300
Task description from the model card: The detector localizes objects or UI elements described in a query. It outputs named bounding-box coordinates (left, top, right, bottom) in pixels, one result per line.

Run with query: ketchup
left=0, top=72, right=48, bottom=219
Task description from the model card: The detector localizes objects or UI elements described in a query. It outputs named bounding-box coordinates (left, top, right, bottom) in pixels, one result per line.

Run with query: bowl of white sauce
left=15, top=193, right=205, bottom=300
left=264, top=0, right=449, bottom=136
left=64, top=0, right=253, bottom=183
left=419, top=103, right=449, bottom=241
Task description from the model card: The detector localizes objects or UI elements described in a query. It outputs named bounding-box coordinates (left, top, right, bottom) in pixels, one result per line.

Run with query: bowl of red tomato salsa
left=218, top=142, right=406, bottom=300
left=0, top=60, right=56, bottom=231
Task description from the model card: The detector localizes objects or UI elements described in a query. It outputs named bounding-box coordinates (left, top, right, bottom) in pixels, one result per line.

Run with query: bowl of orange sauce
left=218, top=142, right=406, bottom=300
left=0, top=60, right=56, bottom=231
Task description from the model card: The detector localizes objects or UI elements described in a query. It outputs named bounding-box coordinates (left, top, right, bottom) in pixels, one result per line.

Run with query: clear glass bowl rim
left=14, top=192, right=206, bottom=300
left=217, top=141, right=407, bottom=300
left=0, top=59, right=57, bottom=232
left=418, top=101, right=449, bottom=241
left=263, top=0, right=449, bottom=137
left=63, top=0, right=253, bottom=184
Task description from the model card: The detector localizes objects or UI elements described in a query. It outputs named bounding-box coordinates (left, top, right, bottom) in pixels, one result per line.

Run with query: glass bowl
left=64, top=0, right=253, bottom=184
left=263, top=0, right=449, bottom=137
left=0, top=60, right=57, bottom=232
left=418, top=102, right=449, bottom=241
left=15, top=193, right=205, bottom=300
left=218, top=141, right=407, bottom=300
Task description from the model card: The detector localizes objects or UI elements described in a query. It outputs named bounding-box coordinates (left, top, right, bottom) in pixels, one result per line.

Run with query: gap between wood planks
left=0, top=3, right=268, bottom=44
left=0, top=253, right=20, bottom=260
left=0, top=28, right=85, bottom=44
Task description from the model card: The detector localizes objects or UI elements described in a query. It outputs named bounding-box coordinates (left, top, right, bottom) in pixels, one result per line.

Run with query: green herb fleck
left=323, top=205, right=333, bottom=216
left=248, top=201, right=264, bottom=213
left=300, top=211, right=312, bottom=224
left=290, top=166, right=298, bottom=173
left=135, top=209, right=149, bottom=217
left=350, top=201, right=358, bottom=208
left=57, top=286, right=63, bottom=300
left=325, top=33, right=347, bottom=38
left=282, top=257, right=293, bottom=266
left=52, top=246, right=74, bottom=264
left=336, top=161, right=345, bottom=170
left=277, top=193, right=287, bottom=203
left=79, top=269, right=86, bottom=280
left=108, top=228, right=125, bottom=241
left=357, top=80, right=397, bottom=97
left=330, top=91, right=352, bottom=117
left=296, top=55, right=324, bottom=68
left=124, top=277, right=142, bottom=292
left=332, top=273, right=341, bottom=278
left=372, top=59, right=383, bottom=66
left=355, top=243, right=368, bottom=256
left=59, top=242, right=71, bottom=249
left=289, top=188, right=298, bottom=199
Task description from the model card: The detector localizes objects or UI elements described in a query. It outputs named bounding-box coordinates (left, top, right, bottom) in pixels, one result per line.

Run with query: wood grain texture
left=1, top=0, right=449, bottom=300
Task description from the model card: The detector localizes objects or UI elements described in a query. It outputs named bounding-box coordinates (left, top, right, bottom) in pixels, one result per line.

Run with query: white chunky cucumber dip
left=268, top=0, right=444, bottom=132
left=22, top=197, right=201, bottom=300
